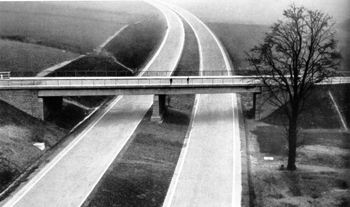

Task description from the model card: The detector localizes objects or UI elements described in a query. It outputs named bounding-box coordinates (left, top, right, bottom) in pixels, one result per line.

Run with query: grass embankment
left=104, top=15, right=167, bottom=71
left=242, top=86, right=350, bottom=206
left=83, top=19, right=199, bottom=207
left=0, top=101, right=66, bottom=195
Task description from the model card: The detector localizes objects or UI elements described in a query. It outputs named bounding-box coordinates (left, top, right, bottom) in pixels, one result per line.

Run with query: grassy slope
left=104, top=15, right=167, bottom=70
left=262, top=86, right=343, bottom=129
left=0, top=100, right=66, bottom=192
left=84, top=18, right=199, bottom=207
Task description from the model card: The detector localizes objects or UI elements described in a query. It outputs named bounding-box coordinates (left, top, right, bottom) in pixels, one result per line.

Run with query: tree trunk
left=287, top=110, right=298, bottom=171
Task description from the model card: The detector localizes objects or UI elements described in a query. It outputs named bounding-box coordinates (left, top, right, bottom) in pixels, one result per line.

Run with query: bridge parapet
left=1, top=76, right=349, bottom=89
left=0, top=76, right=261, bottom=89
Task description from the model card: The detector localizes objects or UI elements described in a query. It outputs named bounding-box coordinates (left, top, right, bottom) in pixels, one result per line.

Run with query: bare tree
left=246, top=5, right=341, bottom=170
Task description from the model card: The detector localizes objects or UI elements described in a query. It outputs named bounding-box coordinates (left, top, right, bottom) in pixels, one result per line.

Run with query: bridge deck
left=1, top=76, right=348, bottom=90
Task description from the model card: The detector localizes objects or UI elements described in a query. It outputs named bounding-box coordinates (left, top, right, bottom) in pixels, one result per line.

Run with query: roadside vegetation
left=242, top=86, right=350, bottom=206
left=83, top=19, right=199, bottom=207
left=206, top=13, right=350, bottom=206
left=235, top=17, right=349, bottom=207
left=0, top=101, right=66, bottom=195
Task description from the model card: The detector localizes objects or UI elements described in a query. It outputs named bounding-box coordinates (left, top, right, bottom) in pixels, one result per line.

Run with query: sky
left=161, top=0, right=350, bottom=25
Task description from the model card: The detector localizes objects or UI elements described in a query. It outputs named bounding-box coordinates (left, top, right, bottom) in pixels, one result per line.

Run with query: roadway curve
left=2, top=2, right=184, bottom=207
left=160, top=2, right=242, bottom=207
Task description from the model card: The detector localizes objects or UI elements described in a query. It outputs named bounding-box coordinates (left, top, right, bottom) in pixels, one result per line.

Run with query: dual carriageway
left=2, top=1, right=349, bottom=207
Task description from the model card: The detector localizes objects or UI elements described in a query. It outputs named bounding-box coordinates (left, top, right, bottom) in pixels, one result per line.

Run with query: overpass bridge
left=1, top=75, right=349, bottom=122
left=0, top=76, right=261, bottom=122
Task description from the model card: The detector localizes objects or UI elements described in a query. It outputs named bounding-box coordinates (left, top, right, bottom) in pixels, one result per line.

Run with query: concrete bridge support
left=0, top=90, right=44, bottom=120
left=253, top=93, right=260, bottom=120
left=0, top=90, right=64, bottom=121
left=151, top=94, right=167, bottom=123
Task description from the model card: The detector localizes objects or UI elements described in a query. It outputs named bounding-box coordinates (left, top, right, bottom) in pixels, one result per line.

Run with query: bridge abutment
left=0, top=90, right=44, bottom=119
left=0, top=90, right=65, bottom=121
left=151, top=94, right=167, bottom=123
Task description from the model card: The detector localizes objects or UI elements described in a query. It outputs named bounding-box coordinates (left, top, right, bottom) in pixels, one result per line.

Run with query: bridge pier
left=151, top=94, right=167, bottom=123
left=253, top=93, right=260, bottom=120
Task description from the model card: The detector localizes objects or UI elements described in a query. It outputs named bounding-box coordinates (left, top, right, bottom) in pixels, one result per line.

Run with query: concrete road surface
left=161, top=2, right=242, bottom=207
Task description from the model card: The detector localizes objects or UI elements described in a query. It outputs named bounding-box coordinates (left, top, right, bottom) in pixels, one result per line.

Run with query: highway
left=2, top=1, right=247, bottom=206
left=161, top=2, right=242, bottom=207
left=2, top=2, right=184, bottom=207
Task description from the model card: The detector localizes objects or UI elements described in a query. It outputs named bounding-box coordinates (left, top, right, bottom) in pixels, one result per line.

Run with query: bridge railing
left=0, top=76, right=261, bottom=88
left=9, top=70, right=238, bottom=77
left=1, top=75, right=350, bottom=88
left=6, top=70, right=350, bottom=77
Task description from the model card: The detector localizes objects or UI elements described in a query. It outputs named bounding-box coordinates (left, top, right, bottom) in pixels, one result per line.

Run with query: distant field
left=335, top=27, right=350, bottom=71
left=0, top=39, right=79, bottom=73
left=0, top=1, right=162, bottom=74
left=206, top=22, right=269, bottom=71
left=0, top=1, right=160, bottom=53
left=208, top=22, right=350, bottom=72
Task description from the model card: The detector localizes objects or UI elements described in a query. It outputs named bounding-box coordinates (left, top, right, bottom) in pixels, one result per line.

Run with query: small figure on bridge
left=170, top=78, right=173, bottom=85
left=187, top=77, right=189, bottom=84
